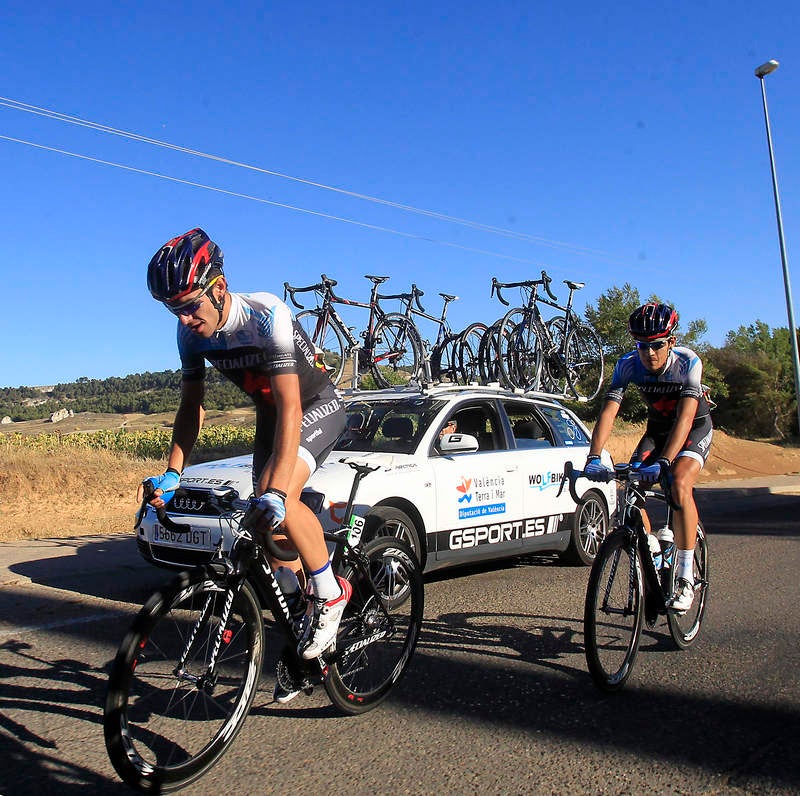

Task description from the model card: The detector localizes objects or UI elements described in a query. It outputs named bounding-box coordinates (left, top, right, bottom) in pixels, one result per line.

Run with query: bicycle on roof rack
left=284, top=274, right=424, bottom=390
left=387, top=282, right=487, bottom=385
left=560, top=461, right=709, bottom=692
left=489, top=271, right=605, bottom=401
left=104, top=460, right=423, bottom=793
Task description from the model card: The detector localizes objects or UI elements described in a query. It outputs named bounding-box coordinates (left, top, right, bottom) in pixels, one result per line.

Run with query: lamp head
left=755, top=60, right=780, bottom=79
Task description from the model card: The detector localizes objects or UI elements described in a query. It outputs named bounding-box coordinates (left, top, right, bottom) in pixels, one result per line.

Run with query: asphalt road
left=1, top=478, right=799, bottom=795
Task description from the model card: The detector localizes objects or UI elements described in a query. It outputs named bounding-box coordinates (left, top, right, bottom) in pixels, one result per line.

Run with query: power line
left=0, top=94, right=611, bottom=259
left=0, top=133, right=556, bottom=267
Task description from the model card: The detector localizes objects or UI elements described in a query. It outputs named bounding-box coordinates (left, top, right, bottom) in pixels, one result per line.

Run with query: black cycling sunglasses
left=164, top=278, right=218, bottom=316
left=635, top=339, right=670, bottom=351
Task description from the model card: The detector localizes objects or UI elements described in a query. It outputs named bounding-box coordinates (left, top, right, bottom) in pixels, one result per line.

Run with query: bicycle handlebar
left=491, top=270, right=558, bottom=306
left=557, top=461, right=681, bottom=511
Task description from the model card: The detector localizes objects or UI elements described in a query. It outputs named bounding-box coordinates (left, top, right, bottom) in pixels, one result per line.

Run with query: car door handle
left=506, top=464, right=518, bottom=472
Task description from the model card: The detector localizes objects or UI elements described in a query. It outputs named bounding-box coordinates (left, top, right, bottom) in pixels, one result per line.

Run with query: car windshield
left=335, top=398, right=447, bottom=454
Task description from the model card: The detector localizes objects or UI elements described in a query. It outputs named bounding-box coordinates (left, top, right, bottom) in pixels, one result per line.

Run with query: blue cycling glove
left=247, top=488, right=287, bottom=531
left=145, top=468, right=181, bottom=504
left=584, top=455, right=612, bottom=482
left=633, top=457, right=670, bottom=484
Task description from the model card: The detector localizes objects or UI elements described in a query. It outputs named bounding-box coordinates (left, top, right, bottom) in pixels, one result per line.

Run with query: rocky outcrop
left=49, top=408, right=74, bottom=423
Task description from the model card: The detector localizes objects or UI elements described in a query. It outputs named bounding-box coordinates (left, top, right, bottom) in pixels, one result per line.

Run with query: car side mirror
left=438, top=432, right=479, bottom=453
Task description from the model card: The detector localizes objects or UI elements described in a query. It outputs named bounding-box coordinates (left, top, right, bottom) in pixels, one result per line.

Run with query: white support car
left=136, top=386, right=616, bottom=573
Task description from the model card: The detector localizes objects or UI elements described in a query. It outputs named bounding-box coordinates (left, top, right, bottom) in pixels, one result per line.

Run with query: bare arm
left=167, top=379, right=206, bottom=473
left=661, top=396, right=699, bottom=463
left=589, top=400, right=620, bottom=457
left=255, top=372, right=303, bottom=497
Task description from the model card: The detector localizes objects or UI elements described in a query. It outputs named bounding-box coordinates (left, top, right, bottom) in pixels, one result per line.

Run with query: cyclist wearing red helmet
left=584, top=302, right=712, bottom=614
left=140, top=228, right=349, bottom=697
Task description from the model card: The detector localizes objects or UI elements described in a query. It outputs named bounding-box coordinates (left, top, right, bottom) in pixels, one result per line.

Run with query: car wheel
left=364, top=506, right=423, bottom=565
left=560, top=490, right=609, bottom=566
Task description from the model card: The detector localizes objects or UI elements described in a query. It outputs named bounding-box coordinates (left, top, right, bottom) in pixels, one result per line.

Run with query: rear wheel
left=430, top=334, right=460, bottom=383
left=560, top=490, right=609, bottom=565
left=498, top=308, right=542, bottom=391
left=564, top=324, right=604, bottom=401
left=478, top=319, right=504, bottom=384
left=104, top=570, right=264, bottom=792
left=457, top=322, right=487, bottom=383
left=584, top=529, right=644, bottom=691
left=371, top=314, right=423, bottom=387
left=667, top=521, right=709, bottom=649
left=325, top=537, right=424, bottom=714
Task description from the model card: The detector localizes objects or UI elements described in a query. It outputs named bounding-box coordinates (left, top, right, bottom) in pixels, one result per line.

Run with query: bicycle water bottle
left=647, top=533, right=662, bottom=570
left=657, top=526, right=675, bottom=569
left=275, top=566, right=307, bottom=621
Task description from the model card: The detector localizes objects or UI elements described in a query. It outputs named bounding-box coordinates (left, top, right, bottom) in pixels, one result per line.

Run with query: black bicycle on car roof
left=104, top=460, right=423, bottom=793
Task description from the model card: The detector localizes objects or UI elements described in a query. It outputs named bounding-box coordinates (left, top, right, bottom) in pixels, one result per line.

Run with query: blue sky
left=1, top=1, right=798, bottom=388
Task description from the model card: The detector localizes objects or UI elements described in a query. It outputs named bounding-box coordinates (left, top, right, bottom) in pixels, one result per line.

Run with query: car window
left=503, top=401, right=555, bottom=449
left=336, top=398, right=446, bottom=454
left=536, top=404, right=589, bottom=446
left=444, top=403, right=504, bottom=452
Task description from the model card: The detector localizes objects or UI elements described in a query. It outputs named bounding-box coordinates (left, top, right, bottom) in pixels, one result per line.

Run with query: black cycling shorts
left=632, top=414, right=713, bottom=468
left=252, top=384, right=346, bottom=489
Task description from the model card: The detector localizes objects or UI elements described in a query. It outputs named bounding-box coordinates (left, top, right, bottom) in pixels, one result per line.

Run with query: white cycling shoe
left=667, top=577, right=695, bottom=614
left=298, top=576, right=352, bottom=660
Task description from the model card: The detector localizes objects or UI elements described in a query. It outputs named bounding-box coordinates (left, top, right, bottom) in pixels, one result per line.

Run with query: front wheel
left=667, top=521, right=709, bottom=649
left=370, top=314, right=424, bottom=388
left=584, top=529, right=644, bottom=691
left=325, top=537, right=424, bottom=714
left=456, top=322, right=487, bottom=384
left=296, top=309, right=348, bottom=386
left=104, top=569, right=264, bottom=793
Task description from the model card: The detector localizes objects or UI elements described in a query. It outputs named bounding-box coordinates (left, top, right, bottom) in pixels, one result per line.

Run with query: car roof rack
left=336, top=381, right=577, bottom=404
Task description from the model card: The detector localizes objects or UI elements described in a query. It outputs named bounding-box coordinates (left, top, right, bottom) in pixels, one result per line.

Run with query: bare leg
left=669, top=456, right=701, bottom=550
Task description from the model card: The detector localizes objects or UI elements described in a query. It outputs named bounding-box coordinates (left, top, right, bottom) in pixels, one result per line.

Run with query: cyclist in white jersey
left=584, top=303, right=713, bottom=614
left=139, top=229, right=349, bottom=692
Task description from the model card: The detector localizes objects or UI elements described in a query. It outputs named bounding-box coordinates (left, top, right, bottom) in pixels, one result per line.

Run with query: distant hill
left=0, top=370, right=250, bottom=422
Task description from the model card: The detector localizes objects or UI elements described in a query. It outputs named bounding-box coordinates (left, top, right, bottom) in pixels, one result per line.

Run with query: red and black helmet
left=147, top=228, right=224, bottom=302
left=628, top=302, right=678, bottom=340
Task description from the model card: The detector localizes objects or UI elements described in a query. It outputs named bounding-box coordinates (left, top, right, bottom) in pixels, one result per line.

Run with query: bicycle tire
left=296, top=309, right=348, bottom=386
left=564, top=323, right=605, bottom=402
left=456, top=322, right=487, bottom=384
left=666, top=521, right=709, bottom=649
left=584, top=529, right=644, bottom=692
left=497, top=308, right=542, bottom=391
left=104, top=569, right=264, bottom=793
left=540, top=317, right=566, bottom=394
left=370, top=313, right=424, bottom=388
left=325, top=536, right=424, bottom=715
left=430, top=333, right=460, bottom=383
left=478, top=319, right=503, bottom=384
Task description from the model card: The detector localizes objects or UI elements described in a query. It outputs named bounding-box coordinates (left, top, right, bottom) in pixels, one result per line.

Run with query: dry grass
left=1, top=418, right=799, bottom=544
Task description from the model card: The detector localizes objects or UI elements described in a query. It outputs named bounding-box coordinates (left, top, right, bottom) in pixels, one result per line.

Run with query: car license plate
left=152, top=523, right=210, bottom=549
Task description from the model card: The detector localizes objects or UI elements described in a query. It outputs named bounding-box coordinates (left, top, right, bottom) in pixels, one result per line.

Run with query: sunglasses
left=635, top=339, right=670, bottom=351
left=164, top=278, right=219, bottom=316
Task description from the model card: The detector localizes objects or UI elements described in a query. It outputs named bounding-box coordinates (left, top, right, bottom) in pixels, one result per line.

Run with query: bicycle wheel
left=667, top=521, right=709, bottom=649
left=456, top=322, right=487, bottom=384
left=564, top=323, right=605, bottom=402
left=370, top=313, right=424, bottom=388
left=430, top=334, right=460, bottom=383
left=540, top=317, right=566, bottom=394
left=105, top=569, right=264, bottom=793
left=296, top=309, right=348, bottom=386
left=584, top=529, right=644, bottom=691
left=479, top=318, right=508, bottom=384
left=325, top=537, right=424, bottom=715
left=498, top=308, right=542, bottom=391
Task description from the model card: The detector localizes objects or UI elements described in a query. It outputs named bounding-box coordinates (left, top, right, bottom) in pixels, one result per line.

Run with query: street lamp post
left=755, top=59, right=800, bottom=436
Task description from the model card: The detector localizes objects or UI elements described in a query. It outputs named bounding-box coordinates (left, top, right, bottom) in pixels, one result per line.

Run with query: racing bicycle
left=284, top=274, right=424, bottom=389
left=104, top=461, right=424, bottom=792
left=492, top=272, right=604, bottom=400
left=560, top=462, right=709, bottom=691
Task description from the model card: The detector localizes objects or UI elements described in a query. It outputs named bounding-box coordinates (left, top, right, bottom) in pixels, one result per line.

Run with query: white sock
left=308, top=561, right=341, bottom=601
left=676, top=549, right=695, bottom=584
